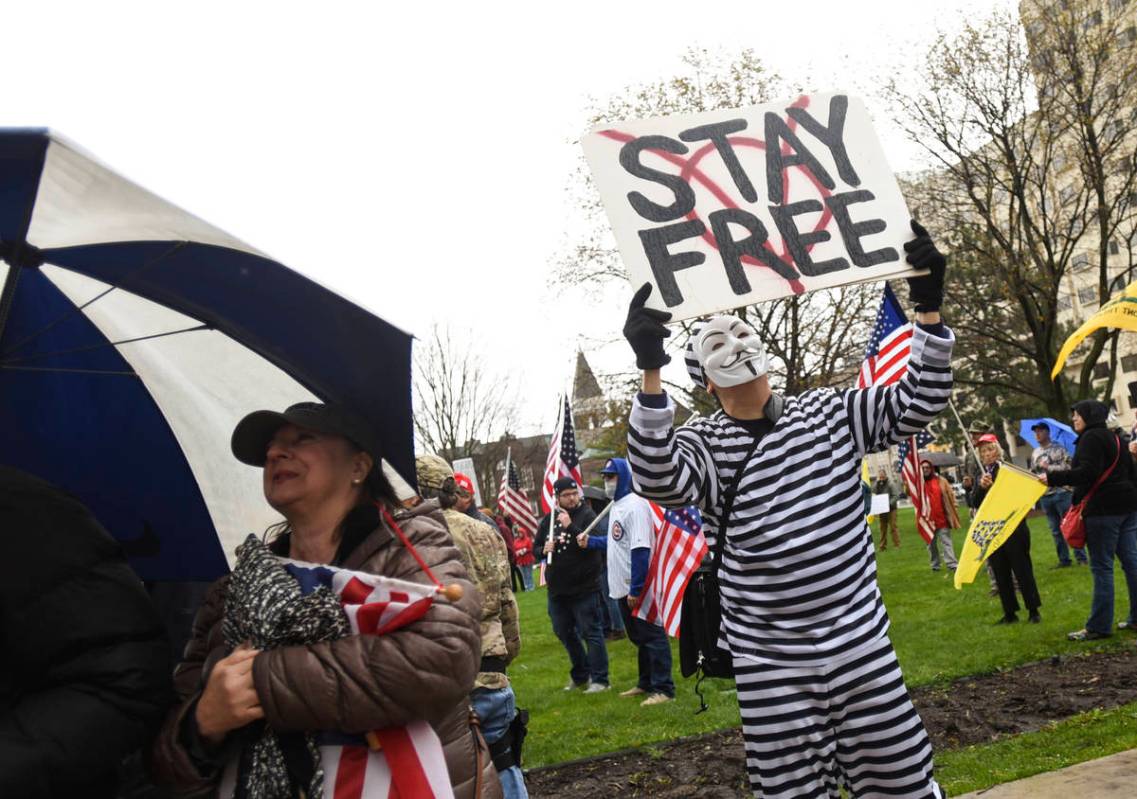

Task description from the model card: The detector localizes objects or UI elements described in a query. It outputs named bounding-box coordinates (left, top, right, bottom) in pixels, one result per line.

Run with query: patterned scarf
left=222, top=534, right=351, bottom=799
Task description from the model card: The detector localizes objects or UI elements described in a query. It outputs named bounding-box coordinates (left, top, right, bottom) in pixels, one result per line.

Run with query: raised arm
left=622, top=283, right=716, bottom=508
left=843, top=220, right=954, bottom=455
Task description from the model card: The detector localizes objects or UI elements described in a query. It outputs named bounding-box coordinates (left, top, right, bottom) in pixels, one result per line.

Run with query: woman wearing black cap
left=1043, top=400, right=1137, bottom=641
left=151, top=402, right=501, bottom=798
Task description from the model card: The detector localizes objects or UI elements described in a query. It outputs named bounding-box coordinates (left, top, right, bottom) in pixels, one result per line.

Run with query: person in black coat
left=969, top=436, right=1042, bottom=625
left=1043, top=399, right=1137, bottom=640
left=534, top=477, right=608, bottom=691
left=0, top=467, right=171, bottom=797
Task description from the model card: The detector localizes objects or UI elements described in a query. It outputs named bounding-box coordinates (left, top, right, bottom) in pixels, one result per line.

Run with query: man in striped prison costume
left=621, top=222, right=951, bottom=798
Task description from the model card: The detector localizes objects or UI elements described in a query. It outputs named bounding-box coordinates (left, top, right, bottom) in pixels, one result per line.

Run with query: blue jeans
left=598, top=564, right=625, bottom=634
left=618, top=599, right=675, bottom=696
left=1040, top=491, right=1085, bottom=564
left=518, top=564, right=534, bottom=591
left=547, top=591, right=609, bottom=685
left=1084, top=512, right=1137, bottom=634
left=470, top=687, right=528, bottom=799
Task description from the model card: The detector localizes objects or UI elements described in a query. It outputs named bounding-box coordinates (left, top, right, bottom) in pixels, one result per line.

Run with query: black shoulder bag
left=678, top=437, right=761, bottom=702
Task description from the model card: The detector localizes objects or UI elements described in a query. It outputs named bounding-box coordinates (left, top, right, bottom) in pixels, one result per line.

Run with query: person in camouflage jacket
left=414, top=455, right=528, bottom=799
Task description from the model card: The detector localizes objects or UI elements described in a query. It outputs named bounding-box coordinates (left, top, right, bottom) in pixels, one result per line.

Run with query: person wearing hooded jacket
left=579, top=458, right=675, bottom=705
left=1043, top=399, right=1137, bottom=640
left=0, top=467, right=171, bottom=798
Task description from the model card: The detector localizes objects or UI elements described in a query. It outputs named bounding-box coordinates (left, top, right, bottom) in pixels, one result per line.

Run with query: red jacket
left=512, top=528, right=535, bottom=567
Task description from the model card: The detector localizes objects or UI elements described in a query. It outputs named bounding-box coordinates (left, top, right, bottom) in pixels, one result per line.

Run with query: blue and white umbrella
left=0, top=129, right=415, bottom=581
left=1018, top=417, right=1077, bottom=455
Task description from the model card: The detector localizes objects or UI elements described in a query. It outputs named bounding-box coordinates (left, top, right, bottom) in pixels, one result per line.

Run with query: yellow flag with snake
left=1052, top=281, right=1137, bottom=378
left=954, top=463, right=1045, bottom=589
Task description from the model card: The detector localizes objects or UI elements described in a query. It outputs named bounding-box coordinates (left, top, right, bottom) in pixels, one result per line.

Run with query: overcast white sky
left=0, top=0, right=1017, bottom=435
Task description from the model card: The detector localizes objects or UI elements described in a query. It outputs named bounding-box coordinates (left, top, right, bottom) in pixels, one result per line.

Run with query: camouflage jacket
left=434, top=505, right=520, bottom=690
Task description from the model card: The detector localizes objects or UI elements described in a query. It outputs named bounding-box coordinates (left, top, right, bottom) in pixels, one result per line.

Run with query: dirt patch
left=525, top=646, right=1137, bottom=798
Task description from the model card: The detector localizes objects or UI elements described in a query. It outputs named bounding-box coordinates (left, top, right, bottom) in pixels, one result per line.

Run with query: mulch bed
left=525, top=645, right=1137, bottom=798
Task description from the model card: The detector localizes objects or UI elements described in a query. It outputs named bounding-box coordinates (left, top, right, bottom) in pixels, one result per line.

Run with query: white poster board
left=451, top=457, right=482, bottom=505
left=582, top=92, right=920, bottom=321
left=870, top=493, right=891, bottom=516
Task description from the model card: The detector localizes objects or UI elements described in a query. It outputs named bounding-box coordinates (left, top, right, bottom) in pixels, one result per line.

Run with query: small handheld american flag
left=634, top=504, right=708, bottom=637
left=280, top=561, right=455, bottom=799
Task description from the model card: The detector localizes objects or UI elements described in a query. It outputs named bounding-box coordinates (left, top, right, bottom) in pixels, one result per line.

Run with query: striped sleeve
left=627, top=393, right=718, bottom=508
left=841, top=325, right=954, bottom=456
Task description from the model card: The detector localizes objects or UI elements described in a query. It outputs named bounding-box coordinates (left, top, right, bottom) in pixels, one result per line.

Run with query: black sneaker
left=1028, top=611, right=1041, bottom=624
left=996, top=614, right=1019, bottom=625
left=1053, top=562, right=1073, bottom=569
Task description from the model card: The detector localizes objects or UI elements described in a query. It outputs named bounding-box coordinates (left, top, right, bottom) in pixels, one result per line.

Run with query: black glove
left=623, top=283, right=673, bottom=370
left=904, top=219, right=947, bottom=312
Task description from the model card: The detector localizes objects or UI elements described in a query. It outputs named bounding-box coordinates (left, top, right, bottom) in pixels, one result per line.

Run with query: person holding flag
left=152, top=402, right=497, bottom=798
left=578, top=458, right=675, bottom=706
left=970, top=435, right=1042, bottom=625
left=535, top=477, right=608, bottom=693
left=623, top=221, right=952, bottom=799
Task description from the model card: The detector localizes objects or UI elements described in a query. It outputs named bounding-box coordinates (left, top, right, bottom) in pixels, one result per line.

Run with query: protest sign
left=870, top=493, right=891, bottom=516
left=582, top=92, right=920, bottom=321
left=451, top=457, right=482, bottom=505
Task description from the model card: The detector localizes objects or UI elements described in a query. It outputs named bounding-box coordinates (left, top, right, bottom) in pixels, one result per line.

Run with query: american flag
left=279, top=561, right=454, bottom=799
left=498, top=449, right=538, bottom=535
left=857, top=284, right=912, bottom=389
left=634, top=504, right=707, bottom=637
left=898, top=431, right=937, bottom=545
left=540, top=395, right=583, bottom=513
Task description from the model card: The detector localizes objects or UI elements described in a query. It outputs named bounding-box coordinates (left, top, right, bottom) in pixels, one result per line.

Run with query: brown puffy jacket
left=150, top=506, right=502, bottom=798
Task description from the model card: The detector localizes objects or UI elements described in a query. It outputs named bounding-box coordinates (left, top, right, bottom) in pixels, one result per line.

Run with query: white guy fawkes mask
left=693, top=316, right=769, bottom=388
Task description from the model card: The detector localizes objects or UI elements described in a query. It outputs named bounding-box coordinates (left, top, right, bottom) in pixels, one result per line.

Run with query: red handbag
left=1059, top=435, right=1121, bottom=549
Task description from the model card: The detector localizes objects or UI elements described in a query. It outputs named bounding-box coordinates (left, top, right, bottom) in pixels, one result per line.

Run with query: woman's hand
left=1038, top=472, right=1049, bottom=486
left=195, top=644, right=263, bottom=745
left=979, top=474, right=993, bottom=490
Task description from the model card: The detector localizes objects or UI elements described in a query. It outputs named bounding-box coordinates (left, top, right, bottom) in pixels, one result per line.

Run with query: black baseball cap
left=231, top=402, right=379, bottom=466
left=552, top=476, right=578, bottom=494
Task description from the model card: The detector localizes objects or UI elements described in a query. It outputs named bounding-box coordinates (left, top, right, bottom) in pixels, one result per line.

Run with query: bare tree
left=885, top=4, right=1137, bottom=417
left=413, top=325, right=518, bottom=494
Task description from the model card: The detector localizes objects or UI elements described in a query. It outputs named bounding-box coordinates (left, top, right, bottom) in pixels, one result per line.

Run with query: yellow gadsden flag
left=1052, top=280, right=1137, bottom=378
left=954, top=463, right=1046, bottom=589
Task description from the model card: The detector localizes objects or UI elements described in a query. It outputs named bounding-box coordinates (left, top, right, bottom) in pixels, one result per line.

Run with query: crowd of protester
left=4, top=218, right=1137, bottom=798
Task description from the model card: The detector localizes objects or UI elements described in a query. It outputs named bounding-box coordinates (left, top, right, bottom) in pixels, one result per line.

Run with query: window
left=1122, top=354, right=1137, bottom=372
left=1119, top=26, right=1137, bottom=45
left=1059, top=294, right=1073, bottom=311
left=1060, top=184, right=1076, bottom=205
left=1072, top=252, right=1091, bottom=269
left=1115, top=154, right=1132, bottom=174
left=1111, top=0, right=1129, bottom=15
left=1084, top=10, right=1103, bottom=29
left=1129, top=192, right=1137, bottom=207
left=1093, top=362, right=1110, bottom=379
left=1110, top=240, right=1121, bottom=255
left=1053, top=151, right=1067, bottom=171
left=1079, top=286, right=1099, bottom=305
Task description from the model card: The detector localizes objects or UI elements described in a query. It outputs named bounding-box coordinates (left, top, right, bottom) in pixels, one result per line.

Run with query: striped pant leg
left=734, top=656, right=842, bottom=798
left=826, top=636, right=942, bottom=798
